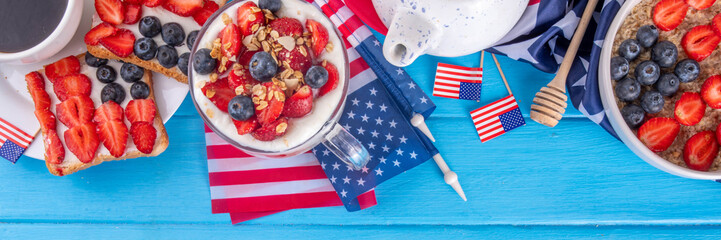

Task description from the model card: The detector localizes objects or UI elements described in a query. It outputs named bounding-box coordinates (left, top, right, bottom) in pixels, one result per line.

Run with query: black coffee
left=0, top=0, right=69, bottom=53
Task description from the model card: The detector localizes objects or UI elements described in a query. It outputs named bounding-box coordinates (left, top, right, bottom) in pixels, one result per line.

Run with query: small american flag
left=432, top=63, right=483, bottom=100
left=0, top=117, right=33, bottom=163
left=471, top=95, right=525, bottom=143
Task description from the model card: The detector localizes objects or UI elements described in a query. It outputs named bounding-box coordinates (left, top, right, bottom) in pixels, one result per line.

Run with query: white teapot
left=372, top=0, right=529, bottom=67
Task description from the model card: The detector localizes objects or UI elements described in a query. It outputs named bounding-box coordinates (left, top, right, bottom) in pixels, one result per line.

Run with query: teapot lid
left=346, top=0, right=388, bottom=35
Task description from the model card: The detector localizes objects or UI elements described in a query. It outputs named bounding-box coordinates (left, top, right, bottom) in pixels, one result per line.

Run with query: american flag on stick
left=432, top=63, right=483, bottom=100
left=470, top=95, right=525, bottom=142
left=0, top=117, right=33, bottom=162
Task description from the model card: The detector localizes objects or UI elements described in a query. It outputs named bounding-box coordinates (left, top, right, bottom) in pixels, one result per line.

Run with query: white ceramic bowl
left=0, top=0, right=83, bottom=64
left=599, top=0, right=720, bottom=180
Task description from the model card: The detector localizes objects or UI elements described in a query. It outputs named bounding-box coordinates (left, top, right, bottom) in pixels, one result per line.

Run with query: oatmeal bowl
left=188, top=0, right=370, bottom=168
left=599, top=0, right=721, bottom=179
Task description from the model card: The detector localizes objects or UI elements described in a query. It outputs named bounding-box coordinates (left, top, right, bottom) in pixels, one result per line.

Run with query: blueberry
left=249, top=51, right=277, bottom=82
left=120, top=62, right=144, bottom=83
left=610, top=56, right=629, bottom=80
left=305, top=66, right=328, bottom=88
left=621, top=104, right=646, bottom=129
left=655, top=73, right=680, bottom=97
left=187, top=30, right=199, bottom=51
left=618, top=39, right=641, bottom=60
left=178, top=52, right=190, bottom=76
left=674, top=59, right=700, bottom=83
left=139, top=16, right=162, bottom=38
left=157, top=45, right=179, bottom=68
left=130, top=81, right=150, bottom=99
left=161, top=22, right=185, bottom=46
left=228, top=95, right=255, bottom=121
left=652, top=41, right=678, bottom=68
left=96, top=65, right=117, bottom=83
left=134, top=38, right=158, bottom=60
left=85, top=51, right=107, bottom=67
left=641, top=90, right=665, bottom=114
left=193, top=48, right=217, bottom=74
left=635, top=60, right=660, bottom=85
left=636, top=25, right=659, bottom=48
left=101, top=82, right=126, bottom=104
left=259, top=0, right=282, bottom=13
left=615, top=77, right=641, bottom=102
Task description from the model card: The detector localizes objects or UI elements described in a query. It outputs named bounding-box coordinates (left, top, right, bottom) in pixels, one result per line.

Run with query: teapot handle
left=382, top=7, right=441, bottom=67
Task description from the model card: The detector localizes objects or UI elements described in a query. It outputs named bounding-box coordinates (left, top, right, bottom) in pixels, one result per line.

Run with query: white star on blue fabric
left=330, top=175, right=337, bottom=183
left=346, top=165, right=354, bottom=171
left=375, top=168, right=384, bottom=176
left=410, top=151, right=418, bottom=159
left=382, top=145, right=390, bottom=152
left=365, top=101, right=374, bottom=109
left=393, top=160, right=401, bottom=167
left=342, top=176, right=351, bottom=184
left=371, top=130, right=379, bottom=138
left=373, top=40, right=380, bottom=46
left=396, top=68, right=404, bottom=75
left=357, top=178, right=365, bottom=186
left=375, top=117, right=383, bottom=125
left=357, top=127, right=366, bottom=135
left=361, top=114, right=369, bottom=122
left=368, top=142, right=376, bottom=149
left=361, top=166, right=369, bottom=173
left=341, top=189, right=348, bottom=197
left=351, top=98, right=360, bottom=106
left=408, top=82, right=416, bottom=89
left=347, top=111, right=355, bottom=119
left=399, top=136, right=407, bottom=144
left=389, top=120, right=397, bottom=128
left=332, top=162, right=340, bottom=170
left=385, top=133, right=394, bottom=141
left=379, top=156, right=387, bottom=163
left=321, top=162, right=327, bottom=169
left=343, top=123, right=352, bottom=131
left=396, top=148, right=404, bottom=156
left=420, top=97, right=428, bottom=104
left=369, top=88, right=378, bottom=96
left=379, top=104, right=388, bottom=112
left=324, top=150, right=331, bottom=156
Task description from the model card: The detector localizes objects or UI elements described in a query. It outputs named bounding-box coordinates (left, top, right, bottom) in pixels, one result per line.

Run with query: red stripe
left=349, top=57, right=369, bottom=78
left=436, top=69, right=483, bottom=78
left=356, top=190, right=377, bottom=209
left=208, top=166, right=328, bottom=186
left=211, top=191, right=343, bottom=213
left=437, top=63, right=482, bottom=71
left=529, top=0, right=540, bottom=5
left=435, top=75, right=481, bottom=83
left=204, top=124, right=212, bottom=133
left=433, top=81, right=460, bottom=87
left=476, top=118, right=502, bottom=133
left=481, top=128, right=506, bottom=142
left=432, top=88, right=459, bottom=94
left=473, top=106, right=516, bottom=125
left=338, top=15, right=365, bottom=38
left=0, top=126, right=29, bottom=148
left=0, top=118, right=32, bottom=139
left=470, top=96, right=515, bottom=115
left=206, top=144, right=254, bottom=159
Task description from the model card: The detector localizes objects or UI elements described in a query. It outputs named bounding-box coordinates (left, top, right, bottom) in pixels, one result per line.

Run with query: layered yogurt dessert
left=191, top=0, right=346, bottom=152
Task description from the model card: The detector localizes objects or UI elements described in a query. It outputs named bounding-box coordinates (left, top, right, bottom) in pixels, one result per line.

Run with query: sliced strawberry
left=219, top=23, right=242, bottom=59
left=43, top=56, right=81, bottom=83
left=675, top=92, right=706, bottom=126
left=65, top=122, right=100, bottom=163
left=318, top=61, right=339, bottom=96
left=254, top=82, right=285, bottom=125
left=94, top=101, right=124, bottom=123
left=713, top=14, right=721, bottom=37
left=278, top=46, right=312, bottom=73
left=95, top=0, right=125, bottom=25
left=228, top=66, right=259, bottom=95
left=684, top=131, right=719, bottom=171
left=56, top=96, right=95, bottom=128
left=25, top=72, right=51, bottom=110
left=130, top=121, right=157, bottom=154
left=144, top=0, right=165, bottom=7
left=717, top=123, right=721, bottom=145
left=652, top=0, right=688, bottom=31
left=201, top=77, right=235, bottom=112
left=306, top=19, right=329, bottom=58
left=97, top=120, right=128, bottom=157
left=269, top=17, right=303, bottom=37
left=236, top=1, right=265, bottom=36
left=238, top=50, right=258, bottom=66
left=682, top=25, right=721, bottom=62
left=638, top=117, right=680, bottom=152
left=34, top=109, right=57, bottom=133
left=702, top=75, right=721, bottom=109
left=124, top=0, right=144, bottom=4
left=163, top=0, right=203, bottom=17
left=684, top=0, right=716, bottom=10
left=84, top=23, right=118, bottom=45
left=53, top=74, right=92, bottom=101
left=251, top=117, right=288, bottom=141
left=125, top=99, right=157, bottom=123
left=233, top=116, right=259, bottom=135
left=192, top=0, right=219, bottom=26
left=283, top=85, right=313, bottom=118
left=99, top=28, right=135, bottom=58
left=44, top=129, right=65, bottom=164
left=123, top=4, right=143, bottom=24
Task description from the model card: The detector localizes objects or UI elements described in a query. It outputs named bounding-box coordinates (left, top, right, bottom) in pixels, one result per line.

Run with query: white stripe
left=207, top=153, right=319, bottom=173
left=349, top=27, right=372, bottom=46
left=472, top=103, right=516, bottom=121
left=475, top=116, right=502, bottom=128
left=0, top=130, right=28, bottom=147
left=0, top=121, right=32, bottom=144
left=470, top=97, right=517, bottom=117
left=433, top=84, right=460, bottom=91
left=433, top=78, right=462, bottom=86
left=210, top=179, right=334, bottom=199
left=437, top=66, right=483, bottom=75
left=348, top=68, right=376, bottom=94
left=479, top=126, right=504, bottom=141
left=435, top=73, right=482, bottom=81
left=334, top=6, right=356, bottom=25
left=347, top=48, right=361, bottom=62
left=205, top=132, right=228, bottom=146
left=432, top=91, right=458, bottom=98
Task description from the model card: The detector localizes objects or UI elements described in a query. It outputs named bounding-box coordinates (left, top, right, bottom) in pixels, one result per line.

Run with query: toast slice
left=26, top=54, right=168, bottom=176
left=86, top=0, right=226, bottom=84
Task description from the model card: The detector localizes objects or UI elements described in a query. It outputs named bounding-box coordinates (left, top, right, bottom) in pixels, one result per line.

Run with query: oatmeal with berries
left=612, top=0, right=721, bottom=171
left=191, top=0, right=346, bottom=151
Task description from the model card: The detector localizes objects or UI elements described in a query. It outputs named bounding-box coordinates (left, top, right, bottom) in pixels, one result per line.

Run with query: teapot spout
left=382, top=7, right=440, bottom=67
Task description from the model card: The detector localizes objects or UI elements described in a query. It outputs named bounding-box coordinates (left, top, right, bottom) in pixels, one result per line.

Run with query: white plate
left=0, top=0, right=188, bottom=160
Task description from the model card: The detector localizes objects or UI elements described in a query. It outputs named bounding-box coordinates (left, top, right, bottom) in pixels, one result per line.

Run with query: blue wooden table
left=4, top=33, right=721, bottom=239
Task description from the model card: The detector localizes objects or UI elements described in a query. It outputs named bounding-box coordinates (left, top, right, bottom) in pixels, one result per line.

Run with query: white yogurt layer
left=192, top=0, right=346, bottom=152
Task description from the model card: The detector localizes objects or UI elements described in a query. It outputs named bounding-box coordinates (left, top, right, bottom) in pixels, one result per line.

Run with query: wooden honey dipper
left=530, top=0, right=600, bottom=127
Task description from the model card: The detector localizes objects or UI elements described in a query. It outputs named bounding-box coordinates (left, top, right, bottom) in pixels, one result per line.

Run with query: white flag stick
left=433, top=153, right=466, bottom=201
left=411, top=113, right=435, bottom=142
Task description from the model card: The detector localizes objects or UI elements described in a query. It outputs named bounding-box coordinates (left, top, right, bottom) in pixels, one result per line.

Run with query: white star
left=374, top=117, right=383, bottom=125
left=393, top=160, right=401, bottom=167
left=357, top=178, right=365, bottom=186
left=351, top=98, right=360, bottom=106
left=373, top=40, right=380, bottom=46
left=361, top=114, right=369, bottom=122
left=410, top=151, right=418, bottom=159
left=407, top=82, right=416, bottom=89
left=332, top=162, right=340, bottom=170
left=321, top=162, right=327, bottom=169
left=371, top=130, right=380, bottom=138
left=382, top=145, right=390, bottom=152
left=389, top=120, right=397, bottom=128
left=379, top=104, right=388, bottom=112
left=396, top=68, right=403, bottom=75
left=340, top=189, right=348, bottom=197
left=312, top=149, right=317, bottom=154
left=365, top=101, right=374, bottom=109
left=346, top=165, right=354, bottom=171
left=369, top=88, right=378, bottom=96
left=399, top=136, right=408, bottom=144
left=375, top=168, right=384, bottom=176
left=367, top=142, right=376, bottom=149
left=379, top=156, right=387, bottom=163
left=330, top=175, right=337, bottom=183
left=342, top=176, right=351, bottom=184
left=420, top=96, right=428, bottom=104
left=343, top=123, right=352, bottom=131
left=347, top=111, right=356, bottom=119
left=357, top=127, right=366, bottom=135
left=361, top=166, right=369, bottom=173
left=385, top=133, right=394, bottom=141
left=323, top=150, right=331, bottom=156
left=396, top=148, right=404, bottom=156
